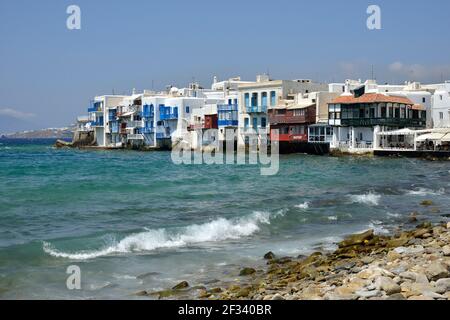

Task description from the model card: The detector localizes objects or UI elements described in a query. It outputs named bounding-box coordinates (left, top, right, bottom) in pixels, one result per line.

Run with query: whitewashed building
left=237, top=75, right=327, bottom=148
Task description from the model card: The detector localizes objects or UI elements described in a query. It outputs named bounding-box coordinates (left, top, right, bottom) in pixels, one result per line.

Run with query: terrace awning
left=416, top=133, right=446, bottom=142
left=378, top=128, right=415, bottom=136
left=441, top=133, right=450, bottom=142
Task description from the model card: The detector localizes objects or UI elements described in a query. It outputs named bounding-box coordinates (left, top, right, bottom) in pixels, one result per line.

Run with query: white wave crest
left=295, top=202, right=310, bottom=210
left=406, top=188, right=445, bottom=196
left=327, top=216, right=338, bottom=221
left=368, top=221, right=390, bottom=235
left=349, top=192, right=381, bottom=206
left=43, top=210, right=285, bottom=260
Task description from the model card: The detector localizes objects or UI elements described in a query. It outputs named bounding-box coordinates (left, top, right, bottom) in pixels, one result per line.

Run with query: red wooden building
left=268, top=103, right=316, bottom=143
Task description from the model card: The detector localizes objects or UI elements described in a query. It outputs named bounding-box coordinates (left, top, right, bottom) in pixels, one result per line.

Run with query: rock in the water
left=425, top=262, right=450, bottom=281
left=339, top=229, right=374, bottom=248
left=239, top=267, right=256, bottom=276
left=172, top=281, right=189, bottom=290
left=134, top=290, right=148, bottom=296
left=263, top=251, right=276, bottom=260
left=376, top=276, right=401, bottom=295
left=420, top=200, right=433, bottom=206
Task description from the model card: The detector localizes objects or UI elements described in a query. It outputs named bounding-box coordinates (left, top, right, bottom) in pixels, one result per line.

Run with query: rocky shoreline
left=143, top=219, right=450, bottom=301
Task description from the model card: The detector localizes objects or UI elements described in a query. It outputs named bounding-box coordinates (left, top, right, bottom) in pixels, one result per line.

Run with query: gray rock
left=399, top=271, right=417, bottom=281
left=172, top=281, right=189, bottom=290
left=376, top=276, right=401, bottom=295
left=422, top=291, right=447, bottom=299
left=434, top=278, right=450, bottom=294
left=415, top=273, right=430, bottom=284
left=271, top=293, right=285, bottom=300
left=355, top=290, right=382, bottom=298
left=442, top=245, right=450, bottom=257
left=425, top=262, right=450, bottom=281
left=386, top=293, right=406, bottom=300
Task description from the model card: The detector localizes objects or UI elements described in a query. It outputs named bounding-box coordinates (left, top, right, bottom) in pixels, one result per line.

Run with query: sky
left=1, top=0, right=450, bottom=132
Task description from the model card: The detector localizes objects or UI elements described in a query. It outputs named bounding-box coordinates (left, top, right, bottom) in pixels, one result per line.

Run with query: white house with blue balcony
left=88, top=95, right=128, bottom=147
left=237, top=75, right=327, bottom=148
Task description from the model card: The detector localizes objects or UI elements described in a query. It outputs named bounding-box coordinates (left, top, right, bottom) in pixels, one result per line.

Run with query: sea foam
left=406, top=187, right=445, bottom=196
left=295, top=202, right=310, bottom=210
left=349, top=192, right=381, bottom=206
left=43, top=210, right=285, bottom=260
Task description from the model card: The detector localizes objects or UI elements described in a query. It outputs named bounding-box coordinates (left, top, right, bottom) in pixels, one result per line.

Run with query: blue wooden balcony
left=218, top=120, right=238, bottom=127
left=138, top=127, right=155, bottom=134
left=90, top=119, right=104, bottom=127
left=218, top=104, right=238, bottom=112
left=246, top=105, right=267, bottom=114
left=88, top=102, right=102, bottom=113
left=156, top=132, right=170, bottom=139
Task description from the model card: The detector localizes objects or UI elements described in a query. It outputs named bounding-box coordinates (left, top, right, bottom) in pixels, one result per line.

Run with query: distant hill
left=1, top=126, right=76, bottom=139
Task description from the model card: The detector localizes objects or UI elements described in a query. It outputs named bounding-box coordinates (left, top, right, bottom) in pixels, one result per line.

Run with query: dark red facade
left=204, top=114, right=218, bottom=129
left=269, top=105, right=316, bottom=142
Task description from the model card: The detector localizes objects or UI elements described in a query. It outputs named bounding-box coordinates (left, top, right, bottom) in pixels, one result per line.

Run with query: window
left=185, top=106, right=190, bottom=113
left=277, top=109, right=286, bottom=115
left=261, top=117, right=267, bottom=128
left=252, top=117, right=258, bottom=129
left=251, top=93, right=258, bottom=107
left=228, top=99, right=232, bottom=105
left=261, top=92, right=268, bottom=107
left=422, top=97, right=426, bottom=103
left=244, top=93, right=250, bottom=107
left=440, top=112, right=444, bottom=120
left=244, top=118, right=249, bottom=128
left=293, top=109, right=305, bottom=117
left=233, top=98, right=238, bottom=105
left=270, top=91, right=276, bottom=106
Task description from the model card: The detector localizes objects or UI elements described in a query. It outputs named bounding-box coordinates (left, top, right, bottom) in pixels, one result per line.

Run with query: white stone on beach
left=434, top=278, right=450, bottom=294
left=375, top=276, right=401, bottom=295
left=425, top=262, right=450, bottom=281
left=442, top=245, right=450, bottom=256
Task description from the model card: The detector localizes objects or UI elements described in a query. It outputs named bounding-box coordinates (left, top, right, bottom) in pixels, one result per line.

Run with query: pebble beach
left=212, top=221, right=450, bottom=300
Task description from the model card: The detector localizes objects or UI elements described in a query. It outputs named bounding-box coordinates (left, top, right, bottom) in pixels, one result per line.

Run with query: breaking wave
left=43, top=210, right=285, bottom=260
left=406, top=187, right=445, bottom=196
left=349, top=192, right=381, bottom=206
left=295, top=202, right=310, bottom=210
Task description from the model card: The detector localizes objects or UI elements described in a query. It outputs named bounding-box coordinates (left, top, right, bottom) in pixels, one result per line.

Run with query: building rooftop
left=331, top=93, right=414, bottom=105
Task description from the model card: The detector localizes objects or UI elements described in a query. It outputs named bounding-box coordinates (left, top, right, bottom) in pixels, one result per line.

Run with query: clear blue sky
left=1, top=0, right=449, bottom=132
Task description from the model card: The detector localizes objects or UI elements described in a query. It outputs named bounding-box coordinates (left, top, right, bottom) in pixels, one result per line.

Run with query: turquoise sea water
left=0, top=138, right=449, bottom=299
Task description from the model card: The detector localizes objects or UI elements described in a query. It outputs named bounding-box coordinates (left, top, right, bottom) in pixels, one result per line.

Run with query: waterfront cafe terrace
left=376, top=128, right=450, bottom=152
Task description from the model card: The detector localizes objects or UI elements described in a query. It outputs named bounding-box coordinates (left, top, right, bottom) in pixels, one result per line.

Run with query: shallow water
left=0, top=138, right=449, bottom=299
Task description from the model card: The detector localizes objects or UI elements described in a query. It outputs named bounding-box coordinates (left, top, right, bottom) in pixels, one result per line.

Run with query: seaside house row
left=80, top=76, right=449, bottom=153
left=84, top=78, right=253, bottom=149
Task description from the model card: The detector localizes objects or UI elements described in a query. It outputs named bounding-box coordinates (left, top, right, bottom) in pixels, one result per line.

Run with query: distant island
left=0, top=126, right=75, bottom=140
